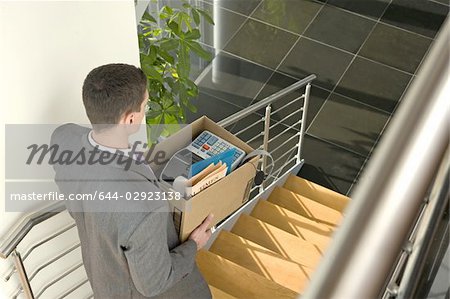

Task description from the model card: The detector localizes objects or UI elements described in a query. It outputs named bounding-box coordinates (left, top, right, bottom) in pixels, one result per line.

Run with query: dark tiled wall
left=183, top=0, right=448, bottom=195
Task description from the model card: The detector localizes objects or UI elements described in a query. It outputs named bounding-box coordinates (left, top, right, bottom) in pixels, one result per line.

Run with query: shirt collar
left=88, top=130, right=133, bottom=157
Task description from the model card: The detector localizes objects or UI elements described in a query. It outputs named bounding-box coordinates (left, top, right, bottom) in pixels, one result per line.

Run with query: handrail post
left=297, top=83, right=311, bottom=163
left=261, top=105, right=271, bottom=192
left=12, top=250, right=34, bottom=299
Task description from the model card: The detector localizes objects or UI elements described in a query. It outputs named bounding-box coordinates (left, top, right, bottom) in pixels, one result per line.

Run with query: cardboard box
left=150, top=116, right=257, bottom=242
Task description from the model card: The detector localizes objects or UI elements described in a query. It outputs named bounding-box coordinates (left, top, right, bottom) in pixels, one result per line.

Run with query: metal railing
left=0, top=75, right=316, bottom=298
left=390, top=148, right=449, bottom=299
left=302, top=18, right=450, bottom=299
left=214, top=75, right=315, bottom=229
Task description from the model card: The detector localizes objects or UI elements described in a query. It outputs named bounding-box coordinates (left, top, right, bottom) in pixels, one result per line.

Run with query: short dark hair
left=82, top=63, right=147, bottom=125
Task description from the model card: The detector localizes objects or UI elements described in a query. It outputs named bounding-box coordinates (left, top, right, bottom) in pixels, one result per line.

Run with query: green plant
left=138, top=1, right=214, bottom=142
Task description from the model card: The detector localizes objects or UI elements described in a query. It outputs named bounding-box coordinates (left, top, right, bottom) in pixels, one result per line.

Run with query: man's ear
left=118, top=112, right=134, bottom=125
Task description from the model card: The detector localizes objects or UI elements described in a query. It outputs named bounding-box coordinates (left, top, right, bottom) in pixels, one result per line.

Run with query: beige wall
left=0, top=1, right=140, bottom=297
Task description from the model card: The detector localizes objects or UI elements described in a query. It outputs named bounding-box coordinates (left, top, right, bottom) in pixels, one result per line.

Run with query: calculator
left=186, top=130, right=246, bottom=171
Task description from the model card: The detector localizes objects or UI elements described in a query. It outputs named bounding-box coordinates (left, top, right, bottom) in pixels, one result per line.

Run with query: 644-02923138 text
left=9, top=191, right=182, bottom=201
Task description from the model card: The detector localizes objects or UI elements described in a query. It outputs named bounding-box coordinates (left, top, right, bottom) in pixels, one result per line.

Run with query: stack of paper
left=185, top=162, right=228, bottom=198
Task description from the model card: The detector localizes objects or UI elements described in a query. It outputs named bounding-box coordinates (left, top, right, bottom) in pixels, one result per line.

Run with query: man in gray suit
left=52, top=64, right=213, bottom=298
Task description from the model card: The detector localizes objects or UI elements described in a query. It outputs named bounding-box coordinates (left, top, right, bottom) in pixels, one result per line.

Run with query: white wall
left=0, top=1, right=141, bottom=297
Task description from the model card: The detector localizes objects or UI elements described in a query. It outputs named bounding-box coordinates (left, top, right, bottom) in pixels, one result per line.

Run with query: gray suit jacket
left=51, top=124, right=211, bottom=299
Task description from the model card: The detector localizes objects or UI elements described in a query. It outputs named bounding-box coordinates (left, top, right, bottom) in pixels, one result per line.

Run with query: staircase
left=196, top=175, right=351, bottom=298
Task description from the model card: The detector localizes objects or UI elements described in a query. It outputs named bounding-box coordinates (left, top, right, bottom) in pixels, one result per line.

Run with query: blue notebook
left=190, top=148, right=236, bottom=177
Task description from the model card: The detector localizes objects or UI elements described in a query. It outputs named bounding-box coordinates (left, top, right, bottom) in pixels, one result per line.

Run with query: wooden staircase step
left=268, top=186, right=343, bottom=227
left=231, top=214, right=323, bottom=268
left=196, top=250, right=298, bottom=299
left=284, top=175, right=350, bottom=212
left=209, top=230, right=312, bottom=293
left=251, top=200, right=333, bottom=249
left=209, top=285, right=237, bottom=299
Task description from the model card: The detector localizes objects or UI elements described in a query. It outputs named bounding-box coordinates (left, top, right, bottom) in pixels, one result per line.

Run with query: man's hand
left=188, top=213, right=214, bottom=250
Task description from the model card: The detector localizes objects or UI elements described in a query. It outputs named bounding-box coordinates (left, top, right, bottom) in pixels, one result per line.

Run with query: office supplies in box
left=161, top=147, right=237, bottom=198
left=147, top=116, right=258, bottom=242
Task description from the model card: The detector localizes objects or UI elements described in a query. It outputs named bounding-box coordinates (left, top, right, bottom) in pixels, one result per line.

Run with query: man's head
left=82, top=63, right=148, bottom=131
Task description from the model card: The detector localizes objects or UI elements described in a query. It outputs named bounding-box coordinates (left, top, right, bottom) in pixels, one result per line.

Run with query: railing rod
left=270, top=133, right=301, bottom=155
left=273, top=146, right=298, bottom=166
left=243, top=132, right=263, bottom=145
left=4, top=223, right=77, bottom=282
left=250, top=185, right=259, bottom=194
left=302, top=19, right=450, bottom=299
left=298, top=83, right=311, bottom=162
left=382, top=200, right=428, bottom=296
left=233, top=117, right=263, bottom=136
left=218, top=74, right=316, bottom=128
left=270, top=95, right=304, bottom=115
left=385, top=251, right=410, bottom=297
left=397, top=149, right=450, bottom=299
left=12, top=250, right=33, bottom=299
left=267, top=121, right=302, bottom=145
left=12, top=288, right=23, bottom=299
left=261, top=105, right=271, bottom=192
left=28, top=243, right=80, bottom=281
left=35, top=262, right=84, bottom=299
left=268, top=109, right=301, bottom=130
left=3, top=265, right=16, bottom=282
left=56, top=278, right=89, bottom=299
left=0, top=202, right=66, bottom=259
left=23, top=223, right=76, bottom=261
left=267, top=157, right=298, bottom=180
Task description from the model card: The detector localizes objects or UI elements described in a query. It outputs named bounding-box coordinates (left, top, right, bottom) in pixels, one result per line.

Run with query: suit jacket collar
left=80, top=131, right=157, bottom=183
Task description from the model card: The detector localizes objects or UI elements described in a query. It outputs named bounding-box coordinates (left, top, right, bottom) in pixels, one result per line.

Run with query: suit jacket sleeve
left=124, top=207, right=198, bottom=297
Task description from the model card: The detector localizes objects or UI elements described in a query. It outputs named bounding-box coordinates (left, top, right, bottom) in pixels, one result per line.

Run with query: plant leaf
left=161, top=96, right=173, bottom=109
left=142, top=63, right=163, bottom=82
left=186, top=40, right=212, bottom=60
left=185, top=29, right=200, bottom=40
left=161, top=5, right=173, bottom=16
left=167, top=21, right=181, bottom=37
left=148, top=101, right=161, bottom=111
left=180, top=12, right=192, bottom=31
left=146, top=109, right=162, bottom=119
left=158, top=49, right=175, bottom=65
left=177, top=42, right=190, bottom=78
left=186, top=101, right=198, bottom=113
left=142, top=11, right=157, bottom=23
left=159, top=38, right=179, bottom=51
left=166, top=105, right=180, bottom=114
left=191, top=9, right=200, bottom=26
left=197, top=8, right=215, bottom=25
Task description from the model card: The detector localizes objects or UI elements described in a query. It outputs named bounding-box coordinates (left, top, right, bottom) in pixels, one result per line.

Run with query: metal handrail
left=397, top=149, right=449, bottom=298
left=234, top=117, right=264, bottom=136
left=271, top=95, right=305, bottom=115
left=218, top=74, right=316, bottom=128
left=55, top=278, right=89, bottom=299
left=268, top=120, right=302, bottom=145
left=302, top=18, right=450, bottom=299
left=269, top=109, right=301, bottom=130
left=0, top=202, right=66, bottom=259
left=28, top=243, right=80, bottom=281
left=4, top=222, right=76, bottom=282
left=35, top=261, right=84, bottom=299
